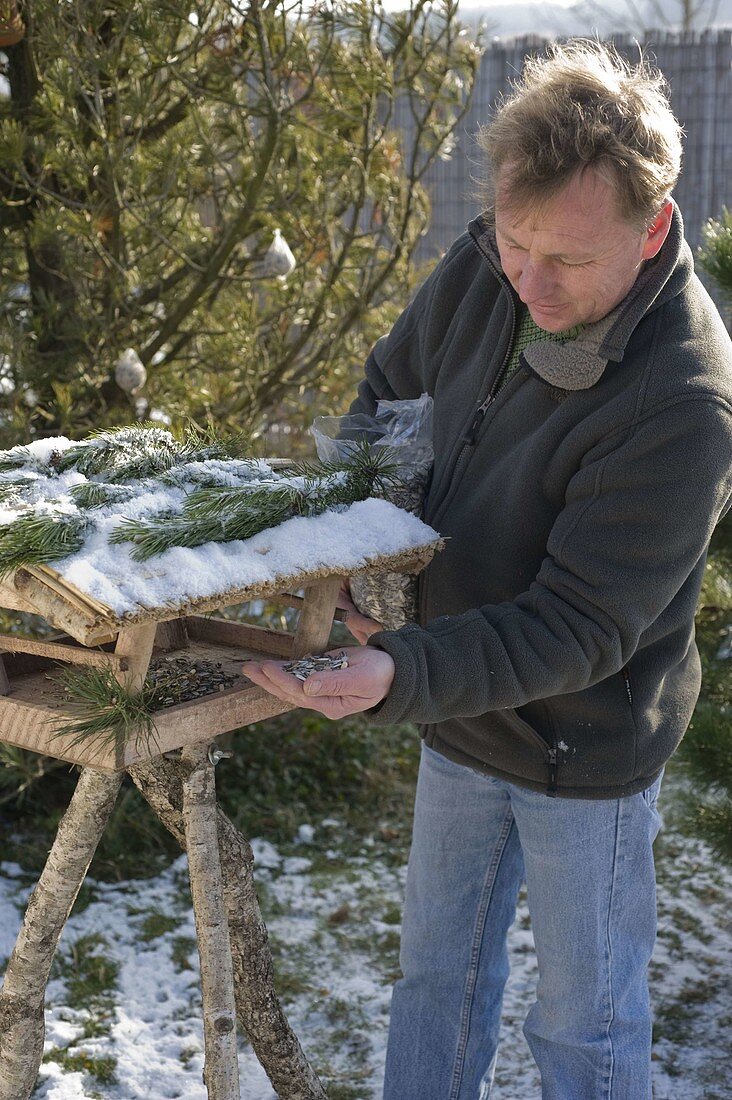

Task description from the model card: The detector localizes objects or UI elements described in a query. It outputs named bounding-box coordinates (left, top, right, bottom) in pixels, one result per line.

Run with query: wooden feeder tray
left=0, top=542, right=440, bottom=773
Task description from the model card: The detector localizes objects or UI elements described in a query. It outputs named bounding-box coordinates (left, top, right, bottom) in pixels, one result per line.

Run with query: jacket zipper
left=420, top=231, right=558, bottom=794
left=428, top=243, right=518, bottom=532
left=505, top=708, right=559, bottom=797
left=621, top=666, right=633, bottom=706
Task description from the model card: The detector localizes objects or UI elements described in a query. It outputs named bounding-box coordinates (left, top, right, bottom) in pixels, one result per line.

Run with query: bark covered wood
left=0, top=767, right=123, bottom=1100
left=181, top=742, right=240, bottom=1099
left=128, top=754, right=327, bottom=1100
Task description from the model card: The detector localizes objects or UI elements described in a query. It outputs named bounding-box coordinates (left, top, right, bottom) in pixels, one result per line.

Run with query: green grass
left=41, top=1049, right=117, bottom=1086
left=39, top=933, right=121, bottom=1095
left=215, top=710, right=420, bottom=855
left=51, top=933, right=119, bottom=1012
left=178, top=1044, right=201, bottom=1068
left=139, top=912, right=179, bottom=941
left=170, top=935, right=197, bottom=972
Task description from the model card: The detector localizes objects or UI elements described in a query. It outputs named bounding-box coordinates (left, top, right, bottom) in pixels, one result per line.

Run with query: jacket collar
left=467, top=200, right=694, bottom=391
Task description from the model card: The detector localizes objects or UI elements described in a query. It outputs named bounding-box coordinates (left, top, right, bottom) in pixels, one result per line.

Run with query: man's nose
left=518, top=258, right=555, bottom=303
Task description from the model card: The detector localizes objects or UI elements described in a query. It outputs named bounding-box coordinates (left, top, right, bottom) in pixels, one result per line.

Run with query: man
left=244, top=41, right=732, bottom=1099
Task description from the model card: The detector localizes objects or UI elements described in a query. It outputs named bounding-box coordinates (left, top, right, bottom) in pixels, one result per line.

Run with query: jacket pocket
left=499, top=708, right=558, bottom=794
left=543, top=672, right=638, bottom=789
left=503, top=707, right=552, bottom=758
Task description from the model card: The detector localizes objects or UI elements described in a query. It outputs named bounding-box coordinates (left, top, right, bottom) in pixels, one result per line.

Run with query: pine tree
left=0, top=0, right=481, bottom=444
left=684, top=210, right=732, bottom=860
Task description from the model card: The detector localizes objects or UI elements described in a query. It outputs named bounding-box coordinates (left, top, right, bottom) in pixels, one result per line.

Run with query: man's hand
left=243, top=645, right=395, bottom=720
left=337, top=578, right=383, bottom=645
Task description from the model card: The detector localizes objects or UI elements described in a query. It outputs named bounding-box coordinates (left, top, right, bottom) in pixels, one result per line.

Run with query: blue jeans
left=383, top=743, right=664, bottom=1100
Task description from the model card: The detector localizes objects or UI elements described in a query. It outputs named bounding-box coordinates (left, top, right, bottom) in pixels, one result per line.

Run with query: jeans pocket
left=641, top=768, right=664, bottom=811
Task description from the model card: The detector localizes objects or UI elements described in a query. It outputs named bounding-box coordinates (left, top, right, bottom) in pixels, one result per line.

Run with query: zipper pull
left=461, top=395, right=494, bottom=446
left=547, top=747, right=558, bottom=796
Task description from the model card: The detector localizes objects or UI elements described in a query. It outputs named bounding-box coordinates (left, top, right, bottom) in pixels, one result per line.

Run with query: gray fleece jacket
left=356, top=202, right=732, bottom=799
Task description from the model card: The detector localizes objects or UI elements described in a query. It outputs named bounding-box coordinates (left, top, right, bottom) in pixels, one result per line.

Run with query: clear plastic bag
left=311, top=395, right=433, bottom=631
left=311, top=391, right=433, bottom=471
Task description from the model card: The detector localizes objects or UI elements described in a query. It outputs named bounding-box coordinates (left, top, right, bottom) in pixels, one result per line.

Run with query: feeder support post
left=0, top=768, right=123, bottom=1100
left=113, top=622, right=158, bottom=692
left=181, top=741, right=241, bottom=1099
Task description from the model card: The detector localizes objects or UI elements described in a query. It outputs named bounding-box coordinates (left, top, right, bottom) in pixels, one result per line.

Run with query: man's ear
left=641, top=200, right=673, bottom=260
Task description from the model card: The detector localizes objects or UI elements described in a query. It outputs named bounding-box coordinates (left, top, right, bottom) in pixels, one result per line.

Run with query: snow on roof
left=0, top=434, right=441, bottom=619
left=58, top=497, right=439, bottom=617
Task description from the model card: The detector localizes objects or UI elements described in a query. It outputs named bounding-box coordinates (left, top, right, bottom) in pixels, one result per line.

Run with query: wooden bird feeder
left=0, top=526, right=441, bottom=1099
left=0, top=541, right=437, bottom=772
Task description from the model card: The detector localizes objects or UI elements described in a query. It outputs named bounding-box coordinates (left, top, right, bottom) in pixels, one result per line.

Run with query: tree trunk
left=181, top=742, right=240, bottom=1099
left=0, top=767, right=123, bottom=1100
left=128, top=754, right=327, bottom=1100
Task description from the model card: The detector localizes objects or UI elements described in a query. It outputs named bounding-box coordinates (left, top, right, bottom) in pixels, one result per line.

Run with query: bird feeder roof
left=0, top=433, right=442, bottom=645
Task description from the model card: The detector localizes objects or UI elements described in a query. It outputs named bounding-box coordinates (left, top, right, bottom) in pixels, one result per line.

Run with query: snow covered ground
left=0, top=761, right=730, bottom=1099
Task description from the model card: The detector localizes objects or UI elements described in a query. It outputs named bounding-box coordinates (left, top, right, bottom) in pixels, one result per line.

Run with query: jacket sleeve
left=366, top=397, right=732, bottom=725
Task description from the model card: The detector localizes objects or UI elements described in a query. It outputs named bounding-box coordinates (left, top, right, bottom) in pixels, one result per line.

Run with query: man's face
left=494, top=167, right=666, bottom=332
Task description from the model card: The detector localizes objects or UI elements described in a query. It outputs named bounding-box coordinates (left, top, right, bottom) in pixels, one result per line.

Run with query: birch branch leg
left=0, top=767, right=123, bottom=1100
left=181, top=742, right=240, bottom=1100
left=291, top=577, right=341, bottom=658
left=128, top=755, right=327, bottom=1100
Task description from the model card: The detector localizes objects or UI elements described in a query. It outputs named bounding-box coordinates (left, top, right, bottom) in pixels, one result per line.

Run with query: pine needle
left=0, top=513, right=87, bottom=578
left=0, top=445, right=44, bottom=474
left=51, top=665, right=164, bottom=756
left=109, top=511, right=227, bottom=560
left=1, top=429, right=400, bottom=572
left=0, top=473, right=39, bottom=504
left=69, top=482, right=137, bottom=509
left=290, top=438, right=400, bottom=499
left=108, top=443, right=398, bottom=561
left=55, top=423, right=251, bottom=482
left=177, top=422, right=251, bottom=463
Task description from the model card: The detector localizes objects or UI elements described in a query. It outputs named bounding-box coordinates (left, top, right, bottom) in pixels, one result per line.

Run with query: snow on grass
left=1, top=761, right=730, bottom=1099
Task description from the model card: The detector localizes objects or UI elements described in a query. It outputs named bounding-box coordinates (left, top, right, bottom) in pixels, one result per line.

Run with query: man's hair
left=475, top=40, right=683, bottom=229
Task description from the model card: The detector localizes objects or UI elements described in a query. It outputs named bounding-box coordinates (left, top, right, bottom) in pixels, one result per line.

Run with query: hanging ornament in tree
left=114, top=348, right=147, bottom=395
left=250, top=229, right=296, bottom=280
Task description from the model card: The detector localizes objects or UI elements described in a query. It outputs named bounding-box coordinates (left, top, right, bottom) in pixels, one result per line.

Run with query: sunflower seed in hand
left=281, top=651, right=349, bottom=681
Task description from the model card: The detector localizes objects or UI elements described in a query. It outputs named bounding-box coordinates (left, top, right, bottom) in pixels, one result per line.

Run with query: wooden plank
left=155, top=619, right=189, bottom=651
left=0, top=691, right=120, bottom=772
left=120, top=684, right=295, bottom=768
left=114, top=623, right=157, bottom=694
left=51, top=539, right=441, bottom=637
left=185, top=616, right=294, bottom=658
left=291, top=576, right=342, bottom=658
left=0, top=633, right=128, bottom=672
left=11, top=570, right=108, bottom=645
left=270, top=591, right=349, bottom=623
left=0, top=677, right=295, bottom=771
left=26, top=564, right=112, bottom=619
left=112, top=622, right=160, bottom=770
left=0, top=665, right=294, bottom=771
left=0, top=580, right=38, bottom=614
